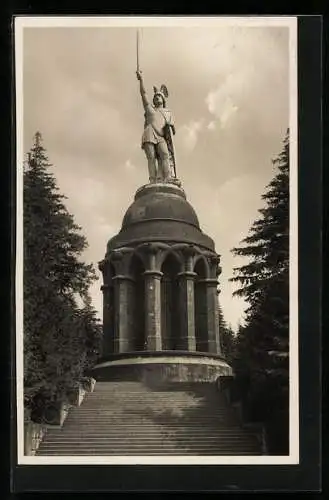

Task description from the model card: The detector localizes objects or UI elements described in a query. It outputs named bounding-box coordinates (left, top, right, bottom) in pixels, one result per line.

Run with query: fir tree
left=77, top=294, right=103, bottom=372
left=231, top=130, right=289, bottom=317
left=221, top=325, right=235, bottom=364
left=231, top=130, right=289, bottom=367
left=218, top=303, right=235, bottom=362
left=24, top=132, right=101, bottom=408
left=230, top=130, right=289, bottom=453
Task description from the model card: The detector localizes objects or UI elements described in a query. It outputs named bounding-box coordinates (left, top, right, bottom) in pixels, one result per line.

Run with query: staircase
left=36, top=381, right=262, bottom=456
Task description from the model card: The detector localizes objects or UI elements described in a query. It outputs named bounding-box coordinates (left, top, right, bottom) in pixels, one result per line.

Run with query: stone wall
left=24, top=378, right=96, bottom=455
left=93, top=355, right=232, bottom=384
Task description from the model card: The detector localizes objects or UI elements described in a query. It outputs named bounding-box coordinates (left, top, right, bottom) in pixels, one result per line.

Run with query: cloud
left=180, top=119, right=205, bottom=152
left=124, top=159, right=136, bottom=171
left=206, top=81, right=239, bottom=128
left=207, top=121, right=216, bottom=131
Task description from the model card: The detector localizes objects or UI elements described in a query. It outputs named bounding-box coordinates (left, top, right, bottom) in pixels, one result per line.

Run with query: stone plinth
left=92, top=351, right=232, bottom=385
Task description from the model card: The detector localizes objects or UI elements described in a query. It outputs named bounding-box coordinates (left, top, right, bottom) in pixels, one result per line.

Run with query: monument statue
left=135, top=31, right=177, bottom=184
left=136, top=70, right=176, bottom=184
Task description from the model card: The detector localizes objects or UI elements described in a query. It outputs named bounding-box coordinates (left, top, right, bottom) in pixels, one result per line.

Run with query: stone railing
left=24, top=420, right=48, bottom=456
left=24, top=377, right=96, bottom=456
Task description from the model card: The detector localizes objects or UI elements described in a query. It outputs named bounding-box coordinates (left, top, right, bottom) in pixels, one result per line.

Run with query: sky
left=21, top=19, right=292, bottom=330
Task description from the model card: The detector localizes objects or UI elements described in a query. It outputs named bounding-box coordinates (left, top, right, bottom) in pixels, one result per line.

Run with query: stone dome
left=123, top=183, right=200, bottom=229
left=107, top=182, right=215, bottom=252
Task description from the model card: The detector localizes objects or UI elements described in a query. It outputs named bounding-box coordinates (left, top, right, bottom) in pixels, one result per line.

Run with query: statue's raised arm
left=136, top=70, right=150, bottom=109
left=136, top=70, right=177, bottom=184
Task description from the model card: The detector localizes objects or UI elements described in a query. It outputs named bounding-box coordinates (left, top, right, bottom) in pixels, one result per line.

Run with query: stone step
left=65, top=410, right=234, bottom=415
left=60, top=421, right=239, bottom=428
left=81, top=397, right=211, bottom=408
left=68, top=411, right=233, bottom=416
left=46, top=430, right=248, bottom=437
left=80, top=400, right=211, bottom=404
left=90, top=391, right=216, bottom=394
left=68, top=413, right=232, bottom=417
left=83, top=400, right=222, bottom=404
left=92, top=383, right=214, bottom=387
left=87, top=390, right=213, bottom=393
left=41, top=442, right=259, bottom=449
left=37, top=449, right=260, bottom=455
left=46, top=428, right=251, bottom=435
left=43, top=424, right=253, bottom=432
left=45, top=431, right=251, bottom=438
left=38, top=443, right=259, bottom=451
left=77, top=406, right=227, bottom=410
left=90, top=391, right=218, bottom=395
left=42, top=434, right=256, bottom=441
left=87, top=393, right=218, bottom=397
left=62, top=417, right=238, bottom=423
left=37, top=451, right=261, bottom=456
left=85, top=396, right=216, bottom=399
left=36, top=382, right=261, bottom=457
left=59, top=420, right=238, bottom=434
left=38, top=450, right=260, bottom=455
left=65, top=410, right=232, bottom=415
left=70, top=402, right=229, bottom=407
left=81, top=404, right=216, bottom=408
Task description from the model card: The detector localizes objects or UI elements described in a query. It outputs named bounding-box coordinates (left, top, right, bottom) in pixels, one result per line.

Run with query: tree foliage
left=24, top=132, right=102, bottom=408
left=230, top=130, right=289, bottom=454
left=218, top=302, right=235, bottom=363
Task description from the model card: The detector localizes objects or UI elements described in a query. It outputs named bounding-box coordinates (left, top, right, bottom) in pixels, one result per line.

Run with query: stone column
left=101, top=283, right=114, bottom=355
left=144, top=270, right=163, bottom=351
left=177, top=251, right=196, bottom=351
left=99, top=259, right=115, bottom=356
left=204, top=278, right=221, bottom=354
left=161, top=275, right=171, bottom=350
left=112, top=275, right=135, bottom=353
left=142, top=245, right=162, bottom=351
left=177, top=271, right=197, bottom=351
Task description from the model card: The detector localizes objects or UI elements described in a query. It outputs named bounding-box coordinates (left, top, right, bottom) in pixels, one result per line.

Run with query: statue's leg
left=157, top=141, right=170, bottom=182
left=143, top=143, right=157, bottom=183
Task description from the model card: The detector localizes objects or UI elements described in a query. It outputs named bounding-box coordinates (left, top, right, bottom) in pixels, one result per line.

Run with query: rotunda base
left=91, top=351, right=233, bottom=385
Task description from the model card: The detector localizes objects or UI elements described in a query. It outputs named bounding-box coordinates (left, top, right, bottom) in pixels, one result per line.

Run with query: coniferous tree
left=218, top=302, right=227, bottom=350
left=24, top=132, right=101, bottom=409
left=218, top=302, right=235, bottom=363
left=221, top=325, right=235, bottom=364
left=230, top=130, right=289, bottom=453
left=77, top=294, right=103, bottom=372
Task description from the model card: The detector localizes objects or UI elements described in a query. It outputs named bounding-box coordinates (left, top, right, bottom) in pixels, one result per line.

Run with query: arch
left=194, top=258, right=209, bottom=352
left=128, top=246, right=148, bottom=270
left=193, top=254, right=210, bottom=278
left=129, top=253, right=146, bottom=351
left=158, top=247, right=184, bottom=271
left=161, top=252, right=181, bottom=350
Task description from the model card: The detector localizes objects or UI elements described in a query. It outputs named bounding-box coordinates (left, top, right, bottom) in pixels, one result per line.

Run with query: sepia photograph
left=15, top=16, right=298, bottom=466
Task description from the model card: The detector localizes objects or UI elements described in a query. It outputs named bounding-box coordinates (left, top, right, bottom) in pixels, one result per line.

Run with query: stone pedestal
left=100, top=182, right=226, bottom=361
left=92, top=351, right=233, bottom=383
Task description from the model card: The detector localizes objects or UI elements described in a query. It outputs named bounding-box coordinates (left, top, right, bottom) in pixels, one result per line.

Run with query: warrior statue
left=136, top=69, right=176, bottom=183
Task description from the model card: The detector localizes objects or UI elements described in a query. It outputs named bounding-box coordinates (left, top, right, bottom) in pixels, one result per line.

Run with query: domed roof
left=122, top=183, right=200, bottom=229
left=107, top=182, right=215, bottom=252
